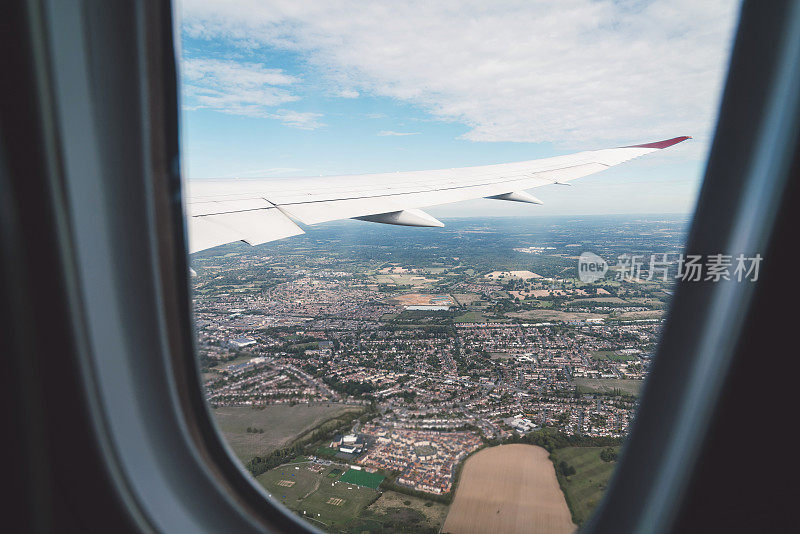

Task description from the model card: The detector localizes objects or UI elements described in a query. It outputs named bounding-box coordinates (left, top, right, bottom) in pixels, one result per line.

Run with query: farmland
left=443, top=444, right=575, bottom=534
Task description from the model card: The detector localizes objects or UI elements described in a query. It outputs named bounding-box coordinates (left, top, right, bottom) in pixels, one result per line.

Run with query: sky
left=177, top=0, right=740, bottom=217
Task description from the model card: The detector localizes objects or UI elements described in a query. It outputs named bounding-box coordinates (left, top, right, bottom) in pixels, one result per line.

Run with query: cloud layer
left=181, top=0, right=738, bottom=147
left=378, top=130, right=421, bottom=137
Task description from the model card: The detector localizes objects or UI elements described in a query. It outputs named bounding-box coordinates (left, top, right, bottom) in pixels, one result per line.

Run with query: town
left=193, top=215, right=685, bottom=529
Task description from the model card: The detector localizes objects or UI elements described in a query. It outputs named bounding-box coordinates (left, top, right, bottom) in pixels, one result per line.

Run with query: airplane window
left=178, top=1, right=740, bottom=532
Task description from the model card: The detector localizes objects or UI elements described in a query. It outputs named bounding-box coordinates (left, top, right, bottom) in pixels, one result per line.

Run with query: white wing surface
left=185, top=136, right=690, bottom=254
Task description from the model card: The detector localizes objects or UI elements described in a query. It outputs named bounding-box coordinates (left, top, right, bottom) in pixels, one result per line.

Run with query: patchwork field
left=213, top=404, right=362, bottom=461
left=443, top=444, right=575, bottom=534
left=374, top=274, right=437, bottom=286
left=550, top=447, right=620, bottom=525
left=393, top=293, right=456, bottom=306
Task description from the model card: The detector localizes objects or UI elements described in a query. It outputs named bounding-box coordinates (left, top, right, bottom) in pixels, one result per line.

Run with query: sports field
left=549, top=447, right=620, bottom=525
left=338, top=468, right=385, bottom=489
left=257, top=463, right=379, bottom=529
left=443, top=444, right=575, bottom=534
left=258, top=465, right=320, bottom=503
left=213, top=403, right=362, bottom=461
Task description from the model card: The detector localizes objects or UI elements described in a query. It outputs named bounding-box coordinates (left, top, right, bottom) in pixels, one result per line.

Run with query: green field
left=550, top=446, right=620, bottom=525
left=299, top=481, right=378, bottom=529
left=453, top=311, right=486, bottom=323
left=209, top=353, right=255, bottom=370
left=257, top=463, right=380, bottom=531
left=315, top=446, right=341, bottom=459
left=213, top=404, right=362, bottom=462
left=359, top=490, right=447, bottom=534
left=339, top=468, right=385, bottom=489
left=590, top=350, right=638, bottom=361
left=258, top=464, right=320, bottom=502
left=574, top=378, right=643, bottom=397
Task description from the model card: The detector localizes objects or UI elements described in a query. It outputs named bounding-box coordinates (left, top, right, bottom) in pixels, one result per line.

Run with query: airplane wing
left=185, top=136, right=690, bottom=254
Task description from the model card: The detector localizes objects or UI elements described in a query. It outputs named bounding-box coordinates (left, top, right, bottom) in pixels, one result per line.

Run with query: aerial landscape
left=192, top=214, right=687, bottom=533
left=176, top=1, right=739, bottom=530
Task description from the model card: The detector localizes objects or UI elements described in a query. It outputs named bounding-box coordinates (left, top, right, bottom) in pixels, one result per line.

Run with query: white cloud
left=182, top=58, right=298, bottom=111
left=269, top=109, right=325, bottom=129
left=181, top=57, right=325, bottom=129
left=378, top=130, right=421, bottom=136
left=181, top=0, right=739, bottom=154
left=335, top=89, right=360, bottom=98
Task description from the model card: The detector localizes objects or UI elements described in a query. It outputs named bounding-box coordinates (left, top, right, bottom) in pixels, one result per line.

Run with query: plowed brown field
left=443, top=444, right=575, bottom=534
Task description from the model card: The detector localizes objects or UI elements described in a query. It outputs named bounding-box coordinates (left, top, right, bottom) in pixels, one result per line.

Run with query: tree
left=600, top=447, right=618, bottom=462
left=559, top=460, right=576, bottom=477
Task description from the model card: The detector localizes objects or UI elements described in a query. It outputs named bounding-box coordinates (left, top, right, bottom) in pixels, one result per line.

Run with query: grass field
left=374, top=274, right=437, bottom=286
left=452, top=293, right=481, bottom=305
left=549, top=447, right=620, bottom=525
left=443, top=444, right=575, bottom=534
left=590, top=350, right=638, bottom=361
left=507, top=309, right=606, bottom=322
left=359, top=490, right=448, bottom=533
left=299, top=479, right=378, bottom=529
left=258, top=464, right=321, bottom=503
left=257, top=463, right=380, bottom=531
left=454, top=311, right=486, bottom=323
left=565, top=297, right=627, bottom=305
left=339, top=468, right=385, bottom=489
left=315, top=446, right=341, bottom=459
left=573, top=378, right=643, bottom=397
left=209, top=353, right=255, bottom=370
left=213, top=404, right=362, bottom=462
left=351, top=496, right=443, bottom=533
left=615, top=309, right=664, bottom=320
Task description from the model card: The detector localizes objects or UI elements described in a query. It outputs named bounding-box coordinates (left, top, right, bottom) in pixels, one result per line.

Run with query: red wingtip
left=625, top=136, right=691, bottom=149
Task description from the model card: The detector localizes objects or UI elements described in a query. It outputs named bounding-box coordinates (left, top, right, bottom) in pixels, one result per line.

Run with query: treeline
left=487, top=427, right=624, bottom=452
left=323, top=377, right=376, bottom=398
left=379, top=474, right=453, bottom=505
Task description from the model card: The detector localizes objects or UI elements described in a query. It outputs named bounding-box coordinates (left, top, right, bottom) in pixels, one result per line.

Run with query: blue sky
left=178, top=1, right=739, bottom=216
